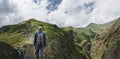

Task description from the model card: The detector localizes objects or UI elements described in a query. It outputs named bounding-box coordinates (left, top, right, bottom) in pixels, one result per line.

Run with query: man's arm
left=43, top=33, right=46, bottom=47
left=34, top=33, right=37, bottom=46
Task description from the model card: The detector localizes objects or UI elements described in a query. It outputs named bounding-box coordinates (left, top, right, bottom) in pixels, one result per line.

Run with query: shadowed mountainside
left=0, top=42, right=19, bottom=59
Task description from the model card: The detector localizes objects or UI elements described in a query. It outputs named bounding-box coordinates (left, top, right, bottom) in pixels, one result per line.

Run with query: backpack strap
left=37, top=32, right=44, bottom=46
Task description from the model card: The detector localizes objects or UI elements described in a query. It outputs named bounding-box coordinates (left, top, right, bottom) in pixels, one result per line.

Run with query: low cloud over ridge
left=0, top=0, right=120, bottom=27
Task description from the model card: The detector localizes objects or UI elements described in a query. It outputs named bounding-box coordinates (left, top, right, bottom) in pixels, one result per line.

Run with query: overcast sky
left=0, top=0, right=120, bottom=27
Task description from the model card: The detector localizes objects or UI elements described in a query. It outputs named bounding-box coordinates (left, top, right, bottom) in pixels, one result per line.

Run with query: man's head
left=38, top=26, right=42, bottom=32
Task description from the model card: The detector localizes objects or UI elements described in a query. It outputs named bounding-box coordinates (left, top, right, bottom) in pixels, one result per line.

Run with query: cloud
left=90, top=0, right=120, bottom=24
left=0, top=0, right=24, bottom=26
left=33, top=0, right=41, bottom=4
left=48, top=0, right=95, bottom=27
left=46, top=0, right=62, bottom=12
left=0, top=0, right=16, bottom=14
left=12, top=0, right=49, bottom=21
left=0, top=0, right=120, bottom=27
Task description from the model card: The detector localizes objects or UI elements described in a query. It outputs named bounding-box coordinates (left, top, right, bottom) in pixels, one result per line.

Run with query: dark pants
left=35, top=45, right=44, bottom=59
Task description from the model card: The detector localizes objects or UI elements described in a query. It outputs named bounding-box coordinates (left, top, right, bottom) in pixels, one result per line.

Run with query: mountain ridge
left=0, top=18, right=89, bottom=59
left=0, top=18, right=120, bottom=59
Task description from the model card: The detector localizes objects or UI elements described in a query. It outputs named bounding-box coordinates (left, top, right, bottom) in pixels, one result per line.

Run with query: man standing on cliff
left=34, top=26, right=46, bottom=59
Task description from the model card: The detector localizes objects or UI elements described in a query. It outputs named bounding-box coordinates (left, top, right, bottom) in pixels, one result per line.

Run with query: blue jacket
left=34, top=32, right=46, bottom=47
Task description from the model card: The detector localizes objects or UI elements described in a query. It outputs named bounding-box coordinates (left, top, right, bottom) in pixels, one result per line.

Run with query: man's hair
left=38, top=26, right=42, bottom=30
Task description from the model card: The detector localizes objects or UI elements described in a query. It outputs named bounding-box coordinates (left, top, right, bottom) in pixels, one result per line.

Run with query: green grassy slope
left=62, top=20, right=114, bottom=48
left=0, top=19, right=89, bottom=59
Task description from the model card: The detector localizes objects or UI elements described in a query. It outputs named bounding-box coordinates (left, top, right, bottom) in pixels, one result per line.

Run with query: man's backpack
left=37, top=33, right=43, bottom=48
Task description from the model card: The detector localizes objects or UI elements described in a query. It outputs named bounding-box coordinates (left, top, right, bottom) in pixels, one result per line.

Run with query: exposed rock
left=91, top=18, right=120, bottom=59
left=0, top=42, right=19, bottom=59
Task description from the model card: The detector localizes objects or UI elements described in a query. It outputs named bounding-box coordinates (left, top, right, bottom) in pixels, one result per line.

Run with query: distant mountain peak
left=86, top=23, right=98, bottom=27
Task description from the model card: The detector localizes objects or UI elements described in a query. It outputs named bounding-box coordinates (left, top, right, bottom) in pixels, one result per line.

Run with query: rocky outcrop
left=91, top=18, right=120, bottom=59
left=0, top=42, right=19, bottom=59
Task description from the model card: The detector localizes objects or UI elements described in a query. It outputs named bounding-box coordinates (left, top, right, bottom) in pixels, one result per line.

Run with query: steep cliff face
left=62, top=21, right=114, bottom=55
left=91, top=18, right=120, bottom=59
left=0, top=19, right=89, bottom=59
